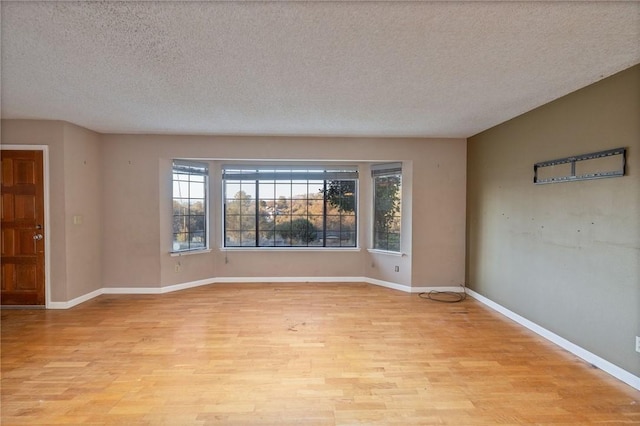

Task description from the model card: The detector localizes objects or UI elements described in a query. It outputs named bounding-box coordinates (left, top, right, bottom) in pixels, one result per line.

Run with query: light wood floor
left=1, top=283, right=638, bottom=425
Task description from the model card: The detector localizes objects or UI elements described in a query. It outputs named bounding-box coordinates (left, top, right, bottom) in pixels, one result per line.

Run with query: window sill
left=220, top=247, right=361, bottom=253
left=170, top=249, right=212, bottom=257
left=367, top=249, right=406, bottom=257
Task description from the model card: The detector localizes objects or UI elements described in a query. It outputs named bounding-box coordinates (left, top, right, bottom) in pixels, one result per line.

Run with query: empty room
left=1, top=1, right=639, bottom=424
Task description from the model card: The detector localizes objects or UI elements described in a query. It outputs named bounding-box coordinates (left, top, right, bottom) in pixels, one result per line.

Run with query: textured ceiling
left=1, top=1, right=639, bottom=138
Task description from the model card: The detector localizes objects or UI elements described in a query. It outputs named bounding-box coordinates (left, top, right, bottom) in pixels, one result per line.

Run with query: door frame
left=1, top=145, right=51, bottom=308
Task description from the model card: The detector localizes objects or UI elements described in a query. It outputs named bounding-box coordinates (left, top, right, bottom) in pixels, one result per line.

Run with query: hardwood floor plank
left=2, top=283, right=639, bottom=425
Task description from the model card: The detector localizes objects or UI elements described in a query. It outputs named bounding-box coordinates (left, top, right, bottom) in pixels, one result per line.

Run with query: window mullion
left=187, top=174, right=192, bottom=250
left=322, top=180, right=327, bottom=247
left=255, top=180, right=260, bottom=247
left=223, top=199, right=228, bottom=248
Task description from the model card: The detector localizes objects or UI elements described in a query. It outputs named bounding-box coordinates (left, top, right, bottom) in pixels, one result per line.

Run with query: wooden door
left=1, top=150, right=45, bottom=306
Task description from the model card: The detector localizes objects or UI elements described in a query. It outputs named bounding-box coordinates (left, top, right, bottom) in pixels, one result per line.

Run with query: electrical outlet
left=174, top=262, right=181, bottom=273
left=636, top=336, right=640, bottom=353
left=394, top=265, right=399, bottom=272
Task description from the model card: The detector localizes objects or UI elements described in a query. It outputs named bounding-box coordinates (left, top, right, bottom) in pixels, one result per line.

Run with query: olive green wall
left=467, top=65, right=639, bottom=375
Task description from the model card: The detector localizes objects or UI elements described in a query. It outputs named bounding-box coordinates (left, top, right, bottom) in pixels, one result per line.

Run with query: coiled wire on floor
left=419, top=284, right=467, bottom=303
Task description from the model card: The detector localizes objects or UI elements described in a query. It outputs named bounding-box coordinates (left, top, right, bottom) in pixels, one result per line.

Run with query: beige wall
left=467, top=65, right=640, bottom=375
left=1, top=120, right=103, bottom=302
left=1, top=122, right=467, bottom=298
left=100, top=134, right=466, bottom=289
left=62, top=123, right=103, bottom=299
left=100, top=136, right=163, bottom=287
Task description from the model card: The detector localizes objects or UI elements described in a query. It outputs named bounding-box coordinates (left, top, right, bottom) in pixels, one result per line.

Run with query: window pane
left=292, top=217, right=317, bottom=245
left=387, top=234, right=401, bottom=252
left=276, top=233, right=291, bottom=246
left=226, top=183, right=241, bottom=198
left=189, top=181, right=205, bottom=199
left=373, top=173, right=401, bottom=252
left=174, top=181, right=189, bottom=198
left=190, top=232, right=206, bottom=248
left=275, top=198, right=290, bottom=213
left=343, top=193, right=356, bottom=213
left=325, top=180, right=356, bottom=214
left=173, top=215, right=186, bottom=233
left=275, top=184, right=291, bottom=198
left=291, top=199, right=307, bottom=215
left=240, top=183, right=256, bottom=199
left=173, top=233, right=188, bottom=251
left=340, top=231, right=356, bottom=247
left=307, top=215, right=323, bottom=229
left=258, top=210, right=272, bottom=225
left=373, top=231, right=387, bottom=250
left=226, top=231, right=240, bottom=246
left=274, top=215, right=291, bottom=246
left=307, top=199, right=323, bottom=216
left=240, top=231, right=255, bottom=246
left=189, top=215, right=206, bottom=233
left=225, top=214, right=241, bottom=231
left=189, top=199, right=205, bottom=215
left=325, top=232, right=340, bottom=246
left=172, top=161, right=208, bottom=252
left=173, top=199, right=188, bottom=216
left=341, top=215, right=356, bottom=231
left=259, top=226, right=276, bottom=246
left=240, top=200, right=256, bottom=216
left=259, top=182, right=275, bottom=199
left=308, top=181, right=324, bottom=193
left=241, top=215, right=256, bottom=231
left=291, top=183, right=307, bottom=197
left=388, top=216, right=401, bottom=233
left=325, top=215, right=340, bottom=232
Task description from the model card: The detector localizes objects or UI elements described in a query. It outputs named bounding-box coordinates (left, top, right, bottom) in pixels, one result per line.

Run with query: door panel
left=0, top=150, right=45, bottom=306
left=15, top=159, right=36, bottom=184
left=15, top=194, right=37, bottom=220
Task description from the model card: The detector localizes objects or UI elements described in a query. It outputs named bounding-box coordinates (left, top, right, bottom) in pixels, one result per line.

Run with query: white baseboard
left=409, top=286, right=467, bottom=294
left=48, top=279, right=220, bottom=308
left=205, top=277, right=464, bottom=296
left=102, top=287, right=162, bottom=295
left=102, top=278, right=219, bottom=295
left=48, top=276, right=457, bottom=309
left=48, top=289, right=103, bottom=309
left=207, top=276, right=461, bottom=295
left=465, top=288, right=640, bottom=391
left=365, top=277, right=412, bottom=292
left=160, top=278, right=218, bottom=293
left=211, top=276, right=365, bottom=284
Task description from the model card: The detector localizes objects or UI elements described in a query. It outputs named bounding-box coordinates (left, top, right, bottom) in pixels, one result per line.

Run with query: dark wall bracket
left=533, top=147, right=626, bottom=184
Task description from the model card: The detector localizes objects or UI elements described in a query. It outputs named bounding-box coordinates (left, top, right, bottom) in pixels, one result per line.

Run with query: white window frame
left=371, top=163, right=402, bottom=253
left=221, top=165, right=359, bottom=249
left=171, top=160, right=209, bottom=253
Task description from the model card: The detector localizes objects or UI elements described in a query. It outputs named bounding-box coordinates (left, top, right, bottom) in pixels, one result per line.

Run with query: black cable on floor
left=419, top=284, right=467, bottom=303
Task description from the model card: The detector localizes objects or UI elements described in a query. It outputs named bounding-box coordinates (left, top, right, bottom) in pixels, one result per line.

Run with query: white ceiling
left=2, top=1, right=639, bottom=138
